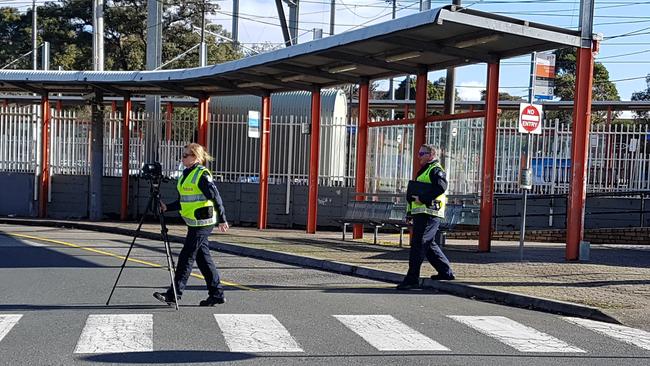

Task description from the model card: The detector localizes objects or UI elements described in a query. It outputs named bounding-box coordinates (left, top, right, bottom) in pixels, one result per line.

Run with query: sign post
left=518, top=101, right=544, bottom=261
left=519, top=51, right=549, bottom=261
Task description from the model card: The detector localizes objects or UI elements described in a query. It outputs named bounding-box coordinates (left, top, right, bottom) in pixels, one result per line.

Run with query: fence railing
left=1, top=105, right=649, bottom=196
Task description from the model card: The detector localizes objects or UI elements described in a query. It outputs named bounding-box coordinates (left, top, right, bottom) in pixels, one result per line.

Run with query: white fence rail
left=1, top=105, right=649, bottom=195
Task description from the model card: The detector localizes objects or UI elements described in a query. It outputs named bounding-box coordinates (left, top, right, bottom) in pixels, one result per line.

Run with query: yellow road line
left=7, top=232, right=256, bottom=291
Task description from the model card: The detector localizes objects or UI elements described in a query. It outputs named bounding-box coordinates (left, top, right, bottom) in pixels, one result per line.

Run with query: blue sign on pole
left=248, top=110, right=260, bottom=138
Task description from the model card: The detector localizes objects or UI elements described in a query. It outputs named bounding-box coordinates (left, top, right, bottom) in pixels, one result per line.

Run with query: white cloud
left=457, top=81, right=485, bottom=101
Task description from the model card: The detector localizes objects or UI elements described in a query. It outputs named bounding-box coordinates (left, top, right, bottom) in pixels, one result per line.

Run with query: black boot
left=199, top=296, right=226, bottom=306
left=153, top=292, right=179, bottom=305
left=396, top=280, right=420, bottom=290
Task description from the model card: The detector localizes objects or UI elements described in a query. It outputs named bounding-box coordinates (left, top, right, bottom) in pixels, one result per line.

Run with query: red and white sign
left=518, top=103, right=543, bottom=134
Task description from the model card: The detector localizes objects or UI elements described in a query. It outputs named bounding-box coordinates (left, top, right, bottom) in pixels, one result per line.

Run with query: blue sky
left=210, top=0, right=650, bottom=101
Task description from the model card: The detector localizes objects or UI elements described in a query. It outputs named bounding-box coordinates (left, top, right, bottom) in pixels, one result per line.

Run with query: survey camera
left=141, top=162, right=163, bottom=182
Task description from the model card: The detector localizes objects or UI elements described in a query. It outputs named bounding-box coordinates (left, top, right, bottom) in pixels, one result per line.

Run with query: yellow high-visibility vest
left=177, top=165, right=217, bottom=227
left=407, top=162, right=446, bottom=218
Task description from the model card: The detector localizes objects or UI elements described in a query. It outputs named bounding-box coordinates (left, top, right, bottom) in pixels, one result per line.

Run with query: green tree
left=0, top=7, right=34, bottom=69
left=0, top=0, right=243, bottom=71
left=549, top=48, right=620, bottom=124
left=480, top=90, right=524, bottom=121
left=631, top=74, right=650, bottom=123
left=395, top=76, right=446, bottom=101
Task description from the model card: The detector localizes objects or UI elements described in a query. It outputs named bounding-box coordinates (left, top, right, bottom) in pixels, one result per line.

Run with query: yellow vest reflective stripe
left=177, top=165, right=217, bottom=227
left=408, top=162, right=446, bottom=218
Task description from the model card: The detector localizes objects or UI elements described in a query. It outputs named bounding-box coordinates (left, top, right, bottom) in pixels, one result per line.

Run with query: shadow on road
left=81, top=350, right=255, bottom=363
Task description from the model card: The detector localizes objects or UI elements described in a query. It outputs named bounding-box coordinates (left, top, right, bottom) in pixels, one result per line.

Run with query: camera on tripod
left=141, top=162, right=163, bottom=182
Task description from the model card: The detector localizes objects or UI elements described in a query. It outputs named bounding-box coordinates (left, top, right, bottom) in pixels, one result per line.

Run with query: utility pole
left=42, top=41, right=50, bottom=71
left=145, top=0, right=163, bottom=162
left=388, top=0, right=396, bottom=119
left=93, top=0, right=104, bottom=71
left=32, top=0, right=37, bottom=70
left=288, top=0, right=300, bottom=45
left=232, top=0, right=239, bottom=49
left=329, top=0, right=335, bottom=36
left=200, top=0, right=207, bottom=66
left=441, top=0, right=460, bottom=175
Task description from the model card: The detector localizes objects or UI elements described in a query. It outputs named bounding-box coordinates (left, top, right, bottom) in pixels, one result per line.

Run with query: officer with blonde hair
left=155, top=143, right=229, bottom=306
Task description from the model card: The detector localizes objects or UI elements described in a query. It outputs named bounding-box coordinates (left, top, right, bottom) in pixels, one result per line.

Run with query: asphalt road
left=0, top=224, right=648, bottom=366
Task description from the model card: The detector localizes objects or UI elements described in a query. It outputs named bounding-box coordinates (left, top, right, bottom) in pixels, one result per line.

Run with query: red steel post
left=120, top=97, right=132, bottom=221
left=198, top=97, right=209, bottom=146
left=307, top=88, right=321, bottom=234
left=478, top=61, right=501, bottom=252
left=353, top=80, right=370, bottom=239
left=258, top=93, right=272, bottom=229
left=39, top=95, right=51, bottom=218
left=566, top=45, right=595, bottom=261
left=412, top=69, right=428, bottom=178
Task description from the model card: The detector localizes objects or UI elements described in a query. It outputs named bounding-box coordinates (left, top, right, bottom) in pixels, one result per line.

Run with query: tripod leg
left=159, top=215, right=177, bottom=272
left=163, top=237, right=180, bottom=310
left=158, top=209, right=180, bottom=310
left=106, top=195, right=154, bottom=306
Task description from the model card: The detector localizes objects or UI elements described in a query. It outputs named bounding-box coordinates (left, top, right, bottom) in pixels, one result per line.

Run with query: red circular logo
left=520, top=106, right=540, bottom=133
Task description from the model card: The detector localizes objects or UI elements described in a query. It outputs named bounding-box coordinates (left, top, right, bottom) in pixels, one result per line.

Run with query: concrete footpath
left=2, top=217, right=649, bottom=331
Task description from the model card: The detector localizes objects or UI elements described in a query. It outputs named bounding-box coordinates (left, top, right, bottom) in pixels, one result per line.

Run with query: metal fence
left=495, top=119, right=650, bottom=194
left=207, top=114, right=356, bottom=186
left=365, top=117, right=484, bottom=196
left=1, top=105, right=649, bottom=195
left=0, top=105, right=38, bottom=173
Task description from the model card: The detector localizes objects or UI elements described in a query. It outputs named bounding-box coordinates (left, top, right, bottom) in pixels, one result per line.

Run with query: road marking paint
left=214, top=314, right=303, bottom=353
left=564, top=317, right=650, bottom=350
left=449, top=315, right=585, bottom=353
left=7, top=232, right=255, bottom=291
left=0, top=315, right=22, bottom=343
left=334, top=315, right=449, bottom=351
left=74, top=314, right=153, bottom=354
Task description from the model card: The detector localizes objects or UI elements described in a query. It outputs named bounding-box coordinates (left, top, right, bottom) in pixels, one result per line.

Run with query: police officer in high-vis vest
left=397, top=144, right=455, bottom=290
left=154, top=143, right=229, bottom=306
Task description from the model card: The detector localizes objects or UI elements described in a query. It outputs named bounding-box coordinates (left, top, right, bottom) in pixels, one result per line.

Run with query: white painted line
left=564, top=317, right=650, bottom=350
left=334, top=315, right=449, bottom=351
left=213, top=314, right=303, bottom=353
left=0, top=315, right=22, bottom=343
left=74, top=314, right=153, bottom=354
left=449, top=316, right=585, bottom=353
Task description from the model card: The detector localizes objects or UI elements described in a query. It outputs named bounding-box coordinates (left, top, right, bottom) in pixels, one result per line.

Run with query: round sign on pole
left=518, top=103, right=543, bottom=134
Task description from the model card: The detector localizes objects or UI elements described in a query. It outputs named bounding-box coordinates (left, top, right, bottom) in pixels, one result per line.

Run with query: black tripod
left=106, top=179, right=180, bottom=310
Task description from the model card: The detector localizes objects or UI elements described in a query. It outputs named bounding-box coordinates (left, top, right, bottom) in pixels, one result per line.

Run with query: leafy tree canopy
left=550, top=48, right=620, bottom=124
left=395, top=76, right=447, bottom=101
left=0, top=0, right=243, bottom=71
left=631, top=74, right=650, bottom=123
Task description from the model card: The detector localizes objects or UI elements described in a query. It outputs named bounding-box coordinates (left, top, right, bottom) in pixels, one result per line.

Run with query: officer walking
left=397, top=144, right=455, bottom=290
left=154, top=143, right=229, bottom=306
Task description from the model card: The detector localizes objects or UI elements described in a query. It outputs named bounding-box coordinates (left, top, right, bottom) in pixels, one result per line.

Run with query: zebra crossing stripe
left=0, top=315, right=22, bottom=343
left=334, top=315, right=450, bottom=351
left=74, top=314, right=153, bottom=354
left=214, top=314, right=303, bottom=353
left=449, top=315, right=585, bottom=353
left=564, top=317, right=650, bottom=350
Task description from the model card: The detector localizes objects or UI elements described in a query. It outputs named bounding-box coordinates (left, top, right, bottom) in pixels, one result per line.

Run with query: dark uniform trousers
left=166, top=225, right=224, bottom=299
left=405, top=214, right=454, bottom=283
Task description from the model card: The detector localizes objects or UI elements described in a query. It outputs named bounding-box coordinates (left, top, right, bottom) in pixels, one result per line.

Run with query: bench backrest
left=442, top=203, right=463, bottom=226
left=344, top=201, right=393, bottom=222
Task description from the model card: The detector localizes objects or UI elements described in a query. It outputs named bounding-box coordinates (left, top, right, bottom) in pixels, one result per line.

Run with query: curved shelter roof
left=0, top=5, right=582, bottom=98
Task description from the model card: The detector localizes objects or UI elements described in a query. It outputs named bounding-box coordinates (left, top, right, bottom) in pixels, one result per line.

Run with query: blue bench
left=340, top=201, right=465, bottom=247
